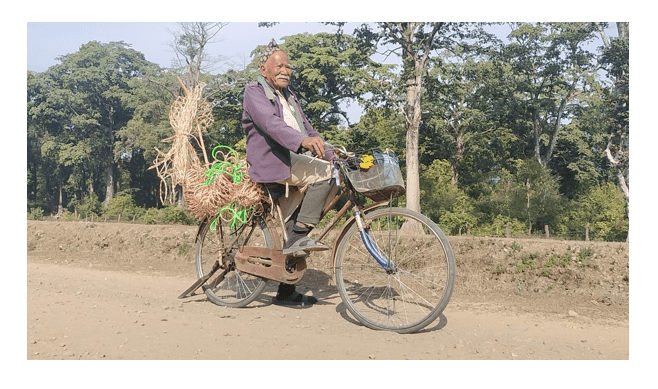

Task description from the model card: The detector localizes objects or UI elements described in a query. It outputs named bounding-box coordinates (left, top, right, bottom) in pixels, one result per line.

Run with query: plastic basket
left=345, top=150, right=406, bottom=202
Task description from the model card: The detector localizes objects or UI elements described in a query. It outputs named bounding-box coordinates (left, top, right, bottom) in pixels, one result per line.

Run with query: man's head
left=259, top=39, right=291, bottom=91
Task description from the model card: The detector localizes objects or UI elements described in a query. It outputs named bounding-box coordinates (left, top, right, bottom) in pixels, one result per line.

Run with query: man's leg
left=278, top=153, right=334, bottom=254
left=296, top=179, right=333, bottom=226
left=283, top=179, right=333, bottom=251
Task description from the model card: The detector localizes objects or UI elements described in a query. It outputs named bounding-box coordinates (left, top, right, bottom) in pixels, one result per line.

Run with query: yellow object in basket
left=360, top=155, right=374, bottom=169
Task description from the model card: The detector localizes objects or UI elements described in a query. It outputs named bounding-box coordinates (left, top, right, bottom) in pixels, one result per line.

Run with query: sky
left=27, top=22, right=369, bottom=73
left=27, top=21, right=621, bottom=74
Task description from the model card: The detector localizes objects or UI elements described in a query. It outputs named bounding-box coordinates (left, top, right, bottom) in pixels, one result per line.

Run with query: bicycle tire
left=334, top=207, right=456, bottom=333
left=195, top=217, right=271, bottom=308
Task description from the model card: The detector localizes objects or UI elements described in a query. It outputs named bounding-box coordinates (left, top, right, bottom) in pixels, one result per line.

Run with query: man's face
left=260, top=51, right=292, bottom=91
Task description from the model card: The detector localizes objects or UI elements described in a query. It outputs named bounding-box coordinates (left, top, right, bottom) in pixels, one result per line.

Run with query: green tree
left=348, top=107, right=405, bottom=154
left=420, top=159, right=476, bottom=234
left=510, top=159, right=565, bottom=234
left=499, top=22, right=600, bottom=168
left=354, top=23, right=447, bottom=222
left=550, top=85, right=608, bottom=200
left=205, top=68, right=257, bottom=154
left=27, top=71, right=47, bottom=205
left=29, top=41, right=160, bottom=209
left=568, top=182, right=627, bottom=241
left=117, top=70, right=177, bottom=207
left=351, top=23, right=494, bottom=232
left=423, top=44, right=505, bottom=186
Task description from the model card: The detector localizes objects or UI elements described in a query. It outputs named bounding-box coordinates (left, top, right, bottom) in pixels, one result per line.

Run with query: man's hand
left=301, top=136, right=325, bottom=157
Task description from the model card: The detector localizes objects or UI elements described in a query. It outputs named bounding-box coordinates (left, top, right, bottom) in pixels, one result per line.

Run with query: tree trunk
left=451, top=132, right=465, bottom=185
left=526, top=178, right=532, bottom=234
left=401, top=58, right=425, bottom=234
left=104, top=163, right=115, bottom=206
left=176, top=185, right=185, bottom=208
left=56, top=184, right=64, bottom=217
left=605, top=140, right=629, bottom=215
left=405, top=76, right=422, bottom=215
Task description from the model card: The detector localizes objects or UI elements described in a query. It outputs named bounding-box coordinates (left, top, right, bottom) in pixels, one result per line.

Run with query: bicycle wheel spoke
left=397, top=266, right=448, bottom=292
left=394, top=274, right=435, bottom=313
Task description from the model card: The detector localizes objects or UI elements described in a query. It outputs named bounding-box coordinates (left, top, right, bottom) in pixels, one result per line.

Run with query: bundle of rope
left=183, top=146, right=269, bottom=228
left=150, top=79, right=210, bottom=205
left=151, top=77, right=268, bottom=229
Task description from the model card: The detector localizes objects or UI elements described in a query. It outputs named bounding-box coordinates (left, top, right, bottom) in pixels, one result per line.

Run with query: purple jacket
left=242, top=78, right=330, bottom=183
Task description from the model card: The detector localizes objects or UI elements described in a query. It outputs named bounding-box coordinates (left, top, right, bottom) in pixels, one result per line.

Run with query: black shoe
left=272, top=291, right=318, bottom=306
left=273, top=283, right=318, bottom=306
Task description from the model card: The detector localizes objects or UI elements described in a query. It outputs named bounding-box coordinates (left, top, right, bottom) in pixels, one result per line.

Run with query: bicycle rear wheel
left=334, top=207, right=455, bottom=333
left=195, top=217, right=271, bottom=308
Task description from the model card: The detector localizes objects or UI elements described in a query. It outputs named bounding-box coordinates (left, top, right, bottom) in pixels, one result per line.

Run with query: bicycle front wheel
left=334, top=207, right=455, bottom=333
left=195, top=217, right=271, bottom=308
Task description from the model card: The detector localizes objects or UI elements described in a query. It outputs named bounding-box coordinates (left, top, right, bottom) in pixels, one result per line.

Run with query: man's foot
left=282, top=236, right=329, bottom=255
left=272, top=291, right=318, bottom=306
left=273, top=283, right=318, bottom=306
left=282, top=223, right=328, bottom=256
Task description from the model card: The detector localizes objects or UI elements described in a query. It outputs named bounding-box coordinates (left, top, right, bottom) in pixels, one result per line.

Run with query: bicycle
left=179, top=147, right=456, bottom=334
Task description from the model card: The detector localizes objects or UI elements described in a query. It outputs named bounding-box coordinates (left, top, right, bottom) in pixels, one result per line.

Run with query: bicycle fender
left=329, top=201, right=390, bottom=283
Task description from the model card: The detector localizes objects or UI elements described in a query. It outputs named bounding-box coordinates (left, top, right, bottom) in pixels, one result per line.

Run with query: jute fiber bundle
left=151, top=77, right=268, bottom=222
left=183, top=147, right=269, bottom=222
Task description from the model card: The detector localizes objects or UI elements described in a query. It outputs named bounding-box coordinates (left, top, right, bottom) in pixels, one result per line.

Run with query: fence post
left=545, top=225, right=550, bottom=239
left=585, top=223, right=590, bottom=241
left=506, top=222, right=510, bottom=238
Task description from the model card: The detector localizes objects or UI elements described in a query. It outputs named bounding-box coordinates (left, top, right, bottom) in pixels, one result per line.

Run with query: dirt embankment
left=26, top=220, right=629, bottom=318
left=26, top=220, right=629, bottom=360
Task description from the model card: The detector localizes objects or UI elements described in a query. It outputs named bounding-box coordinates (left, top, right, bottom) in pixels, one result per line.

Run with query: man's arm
left=295, top=102, right=334, bottom=160
left=301, top=136, right=325, bottom=157
left=243, top=83, right=306, bottom=153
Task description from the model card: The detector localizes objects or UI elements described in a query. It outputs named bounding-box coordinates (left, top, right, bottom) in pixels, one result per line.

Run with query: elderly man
left=242, top=39, right=336, bottom=306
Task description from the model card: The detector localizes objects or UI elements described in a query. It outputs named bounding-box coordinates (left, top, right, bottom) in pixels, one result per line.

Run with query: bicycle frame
left=289, top=157, right=394, bottom=275
left=218, top=150, right=395, bottom=285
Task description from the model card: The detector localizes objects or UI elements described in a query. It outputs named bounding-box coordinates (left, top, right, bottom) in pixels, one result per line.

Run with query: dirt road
left=26, top=220, right=629, bottom=362
left=27, top=262, right=628, bottom=361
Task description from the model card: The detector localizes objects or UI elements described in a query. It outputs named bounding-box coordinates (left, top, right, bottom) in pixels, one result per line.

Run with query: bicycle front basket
left=345, top=150, right=406, bottom=202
